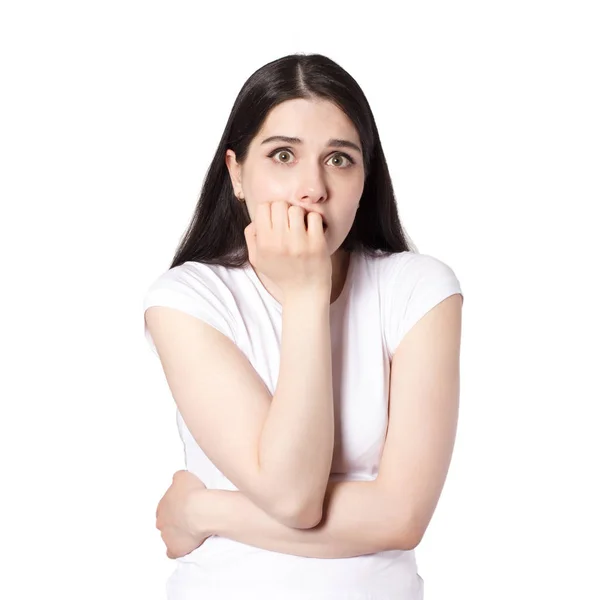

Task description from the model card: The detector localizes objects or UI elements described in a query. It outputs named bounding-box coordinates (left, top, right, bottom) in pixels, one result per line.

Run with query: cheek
left=344, top=206, right=360, bottom=227
left=339, top=201, right=361, bottom=231
left=246, top=170, right=287, bottom=202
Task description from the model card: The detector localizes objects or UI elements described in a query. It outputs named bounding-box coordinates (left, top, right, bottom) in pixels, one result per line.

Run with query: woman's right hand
left=156, top=470, right=211, bottom=559
left=244, top=200, right=332, bottom=300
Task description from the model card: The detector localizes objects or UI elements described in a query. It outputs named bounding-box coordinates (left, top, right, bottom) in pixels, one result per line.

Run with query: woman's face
left=226, top=98, right=365, bottom=254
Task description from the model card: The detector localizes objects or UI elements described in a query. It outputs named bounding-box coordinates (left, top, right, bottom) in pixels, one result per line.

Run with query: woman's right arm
left=259, top=288, right=334, bottom=527
left=145, top=288, right=334, bottom=529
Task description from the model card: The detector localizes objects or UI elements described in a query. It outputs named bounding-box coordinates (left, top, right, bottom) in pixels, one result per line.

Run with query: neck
left=330, top=249, right=351, bottom=304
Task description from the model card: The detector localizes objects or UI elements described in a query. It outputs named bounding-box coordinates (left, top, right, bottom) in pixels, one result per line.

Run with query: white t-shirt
left=143, top=249, right=463, bottom=600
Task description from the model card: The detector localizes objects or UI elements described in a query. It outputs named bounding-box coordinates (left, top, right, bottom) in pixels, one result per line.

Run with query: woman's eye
left=274, top=150, right=293, bottom=163
left=268, top=148, right=355, bottom=168
left=327, top=153, right=354, bottom=168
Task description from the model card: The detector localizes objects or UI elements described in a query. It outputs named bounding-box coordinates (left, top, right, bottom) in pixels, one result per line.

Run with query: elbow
left=257, top=472, right=323, bottom=529
left=274, top=497, right=323, bottom=530
left=295, top=502, right=324, bottom=529
left=399, top=530, right=423, bottom=551
left=386, top=516, right=424, bottom=551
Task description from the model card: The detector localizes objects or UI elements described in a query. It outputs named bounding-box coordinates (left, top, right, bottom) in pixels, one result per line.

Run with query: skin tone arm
left=186, top=293, right=461, bottom=559
left=183, top=478, right=414, bottom=559
left=258, top=288, right=335, bottom=526
left=159, top=294, right=461, bottom=559
left=147, top=285, right=335, bottom=529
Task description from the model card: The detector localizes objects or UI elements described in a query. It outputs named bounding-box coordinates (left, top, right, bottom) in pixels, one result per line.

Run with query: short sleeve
left=384, top=252, right=463, bottom=358
left=143, top=263, right=237, bottom=356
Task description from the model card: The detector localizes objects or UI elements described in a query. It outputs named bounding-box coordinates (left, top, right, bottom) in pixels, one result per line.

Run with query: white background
left=1, top=1, right=598, bottom=598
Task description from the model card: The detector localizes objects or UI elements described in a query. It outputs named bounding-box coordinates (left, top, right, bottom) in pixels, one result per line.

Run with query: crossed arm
left=183, top=293, right=463, bottom=559
left=187, top=478, right=413, bottom=559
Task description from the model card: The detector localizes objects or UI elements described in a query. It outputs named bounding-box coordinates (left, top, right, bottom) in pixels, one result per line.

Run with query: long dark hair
left=169, top=53, right=416, bottom=270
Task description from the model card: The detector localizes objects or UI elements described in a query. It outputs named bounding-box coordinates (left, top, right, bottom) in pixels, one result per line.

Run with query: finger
left=288, top=205, right=306, bottom=233
left=271, top=201, right=290, bottom=233
left=306, top=211, right=325, bottom=237
left=255, top=202, right=271, bottom=234
left=244, top=222, right=257, bottom=262
left=244, top=221, right=256, bottom=240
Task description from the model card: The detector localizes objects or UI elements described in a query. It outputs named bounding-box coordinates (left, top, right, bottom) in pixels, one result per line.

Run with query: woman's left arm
left=183, top=294, right=463, bottom=559
left=166, top=293, right=462, bottom=559
left=190, top=477, right=413, bottom=559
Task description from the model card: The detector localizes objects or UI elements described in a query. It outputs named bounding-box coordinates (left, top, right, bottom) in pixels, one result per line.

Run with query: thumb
left=244, top=222, right=257, bottom=264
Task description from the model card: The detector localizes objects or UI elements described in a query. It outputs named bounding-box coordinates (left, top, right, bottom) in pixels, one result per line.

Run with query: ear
left=225, top=149, right=243, bottom=198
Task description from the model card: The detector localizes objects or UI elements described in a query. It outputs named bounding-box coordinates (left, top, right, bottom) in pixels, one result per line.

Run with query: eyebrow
left=260, top=135, right=362, bottom=154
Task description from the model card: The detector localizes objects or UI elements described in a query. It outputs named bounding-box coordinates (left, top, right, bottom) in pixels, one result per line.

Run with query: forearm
left=192, top=479, right=408, bottom=559
left=258, top=290, right=334, bottom=520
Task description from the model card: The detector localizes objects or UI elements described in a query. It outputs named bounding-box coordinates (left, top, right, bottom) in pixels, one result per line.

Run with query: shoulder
left=376, top=251, right=463, bottom=358
left=356, top=250, right=459, bottom=292
left=146, top=260, right=232, bottom=293
left=143, top=261, right=244, bottom=352
left=373, top=250, right=458, bottom=282
left=144, top=260, right=246, bottom=311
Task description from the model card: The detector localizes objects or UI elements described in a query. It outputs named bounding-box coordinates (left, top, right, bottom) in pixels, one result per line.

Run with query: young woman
left=144, top=52, right=464, bottom=600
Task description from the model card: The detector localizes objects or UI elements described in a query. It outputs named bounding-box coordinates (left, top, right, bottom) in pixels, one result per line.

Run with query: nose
left=294, top=162, right=328, bottom=206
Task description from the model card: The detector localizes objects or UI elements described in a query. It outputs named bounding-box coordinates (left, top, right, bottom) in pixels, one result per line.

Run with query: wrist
left=187, top=488, right=220, bottom=539
left=282, top=287, right=331, bottom=310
